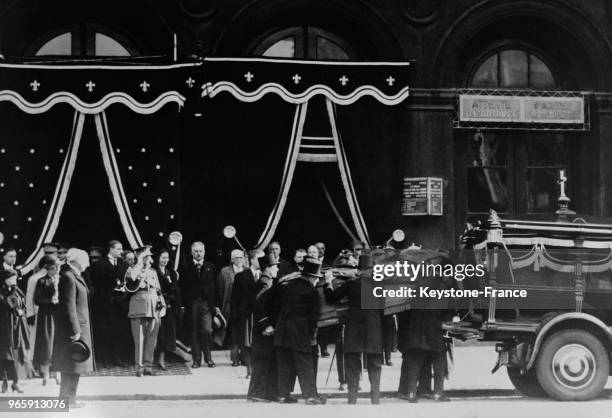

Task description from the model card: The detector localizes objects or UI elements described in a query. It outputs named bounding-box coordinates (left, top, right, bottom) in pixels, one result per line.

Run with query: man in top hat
left=230, top=250, right=263, bottom=376
left=217, top=249, right=244, bottom=364
left=126, top=246, right=164, bottom=377
left=274, top=257, right=325, bottom=405
left=247, top=254, right=280, bottom=402
left=324, top=253, right=383, bottom=404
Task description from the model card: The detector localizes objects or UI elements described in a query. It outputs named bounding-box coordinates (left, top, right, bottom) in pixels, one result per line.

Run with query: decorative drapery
left=203, top=57, right=410, bottom=105
left=0, top=62, right=199, bottom=270
left=0, top=57, right=410, bottom=264
left=0, top=62, right=201, bottom=114
left=202, top=57, right=411, bottom=250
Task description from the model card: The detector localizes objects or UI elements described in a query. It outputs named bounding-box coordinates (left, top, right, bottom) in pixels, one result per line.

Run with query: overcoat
left=273, top=277, right=319, bottom=353
left=0, top=285, right=30, bottom=363
left=324, top=276, right=382, bottom=354
left=52, top=268, right=94, bottom=374
left=230, top=268, right=259, bottom=347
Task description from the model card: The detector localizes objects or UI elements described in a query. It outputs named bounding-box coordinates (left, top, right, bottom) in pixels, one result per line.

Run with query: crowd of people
left=0, top=237, right=452, bottom=406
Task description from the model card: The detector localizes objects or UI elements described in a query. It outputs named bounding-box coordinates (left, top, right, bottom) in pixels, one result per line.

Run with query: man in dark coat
left=247, top=254, right=279, bottom=402
left=397, top=276, right=450, bottom=403
left=52, top=249, right=94, bottom=408
left=181, top=241, right=218, bottom=368
left=274, top=257, right=325, bottom=405
left=230, top=250, right=260, bottom=376
left=89, top=240, right=129, bottom=366
left=323, top=260, right=383, bottom=404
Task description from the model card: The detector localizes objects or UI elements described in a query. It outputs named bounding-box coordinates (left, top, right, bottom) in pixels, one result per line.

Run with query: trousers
left=277, top=348, right=317, bottom=399
left=399, top=349, right=445, bottom=395
left=346, top=353, right=381, bottom=403
left=191, top=298, right=213, bottom=364
left=130, top=317, right=160, bottom=369
left=59, top=372, right=80, bottom=404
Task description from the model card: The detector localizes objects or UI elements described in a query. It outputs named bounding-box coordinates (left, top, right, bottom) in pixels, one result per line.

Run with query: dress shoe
left=191, top=363, right=201, bottom=369
left=231, top=361, right=240, bottom=367
left=338, top=383, right=346, bottom=391
left=42, top=378, right=47, bottom=386
left=136, top=369, right=143, bottom=377
left=305, top=397, right=327, bottom=405
left=433, top=393, right=450, bottom=402
left=348, top=398, right=357, bottom=405
left=418, top=392, right=434, bottom=400
left=398, top=392, right=417, bottom=403
left=321, top=351, right=330, bottom=358
left=143, top=368, right=157, bottom=376
left=157, top=361, right=167, bottom=371
left=279, top=396, right=298, bottom=404
left=206, top=361, right=216, bottom=368
left=11, top=383, right=23, bottom=393
left=247, top=396, right=270, bottom=403
left=386, top=361, right=393, bottom=367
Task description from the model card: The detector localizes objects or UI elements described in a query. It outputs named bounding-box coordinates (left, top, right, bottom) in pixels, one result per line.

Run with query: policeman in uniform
left=324, top=253, right=383, bottom=404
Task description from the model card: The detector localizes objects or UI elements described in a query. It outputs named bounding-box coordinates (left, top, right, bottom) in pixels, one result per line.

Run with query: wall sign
left=402, top=177, right=443, bottom=216
left=458, top=94, right=585, bottom=125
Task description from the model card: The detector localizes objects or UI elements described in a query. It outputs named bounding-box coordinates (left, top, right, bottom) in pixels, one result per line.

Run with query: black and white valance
left=0, top=62, right=201, bottom=114
left=202, top=57, right=410, bottom=105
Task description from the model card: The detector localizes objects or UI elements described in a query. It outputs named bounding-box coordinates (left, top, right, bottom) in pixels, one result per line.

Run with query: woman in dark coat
left=33, top=255, right=60, bottom=385
left=154, top=249, right=181, bottom=370
left=323, top=266, right=383, bottom=404
left=52, top=249, right=94, bottom=407
left=0, top=269, right=30, bottom=393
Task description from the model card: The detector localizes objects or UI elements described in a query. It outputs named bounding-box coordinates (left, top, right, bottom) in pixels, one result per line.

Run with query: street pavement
left=1, top=344, right=611, bottom=417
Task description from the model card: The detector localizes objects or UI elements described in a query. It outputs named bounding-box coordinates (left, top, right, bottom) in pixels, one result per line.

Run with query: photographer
left=126, top=246, right=165, bottom=377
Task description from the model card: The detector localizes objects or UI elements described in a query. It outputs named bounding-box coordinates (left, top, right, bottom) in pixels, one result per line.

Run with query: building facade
left=1, top=0, right=612, bottom=256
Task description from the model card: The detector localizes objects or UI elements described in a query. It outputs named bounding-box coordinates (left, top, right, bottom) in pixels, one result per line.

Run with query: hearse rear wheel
left=535, top=329, right=609, bottom=401
left=507, top=367, right=547, bottom=397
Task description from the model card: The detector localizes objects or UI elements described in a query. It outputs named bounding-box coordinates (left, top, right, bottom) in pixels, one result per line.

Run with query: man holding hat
left=274, top=257, right=324, bottom=405
left=230, top=250, right=262, bottom=377
left=52, top=248, right=93, bottom=408
left=217, top=249, right=244, bottom=363
left=126, top=246, right=164, bottom=377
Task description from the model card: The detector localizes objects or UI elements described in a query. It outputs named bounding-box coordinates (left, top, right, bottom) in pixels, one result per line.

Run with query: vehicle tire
left=507, top=367, right=548, bottom=397
left=535, top=329, right=609, bottom=401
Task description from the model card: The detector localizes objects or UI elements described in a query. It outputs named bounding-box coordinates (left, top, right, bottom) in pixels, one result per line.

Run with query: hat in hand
left=69, top=339, right=91, bottom=363
left=302, top=257, right=323, bottom=278
left=213, top=312, right=227, bottom=330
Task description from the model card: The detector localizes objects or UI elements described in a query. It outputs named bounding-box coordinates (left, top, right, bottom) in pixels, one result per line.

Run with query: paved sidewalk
left=1, top=344, right=610, bottom=400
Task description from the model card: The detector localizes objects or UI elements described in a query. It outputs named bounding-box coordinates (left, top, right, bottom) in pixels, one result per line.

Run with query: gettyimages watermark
left=357, top=248, right=596, bottom=310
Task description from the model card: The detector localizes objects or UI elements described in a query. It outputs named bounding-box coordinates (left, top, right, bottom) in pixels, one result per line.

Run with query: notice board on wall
left=402, top=177, right=443, bottom=216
